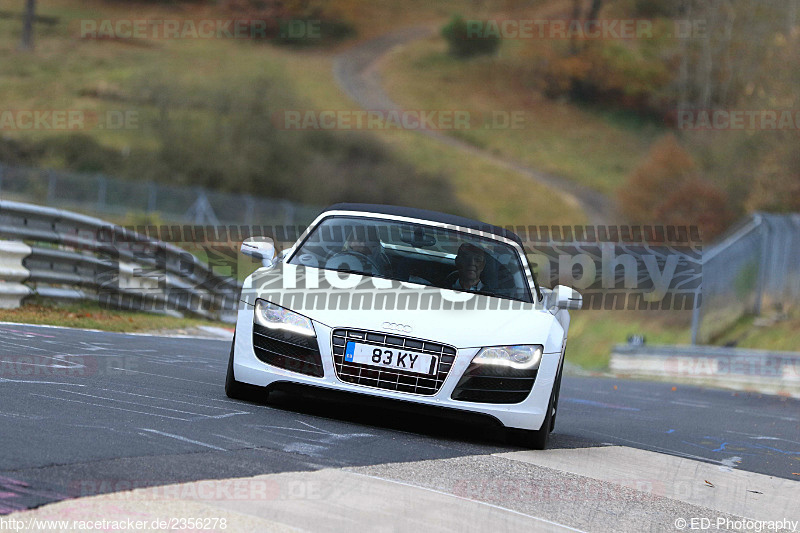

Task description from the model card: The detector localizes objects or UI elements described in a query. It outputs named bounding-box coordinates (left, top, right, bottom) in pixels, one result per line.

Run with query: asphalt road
left=1, top=323, right=798, bottom=516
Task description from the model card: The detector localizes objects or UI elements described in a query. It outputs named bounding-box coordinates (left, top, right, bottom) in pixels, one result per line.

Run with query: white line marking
left=109, top=367, right=217, bottom=386
left=734, top=409, right=798, bottom=422
left=724, top=430, right=800, bottom=446
left=581, top=429, right=731, bottom=465
left=669, top=400, right=711, bottom=408
left=297, top=420, right=335, bottom=435
left=113, top=382, right=271, bottom=408
left=0, top=412, right=45, bottom=420
left=139, top=428, right=226, bottom=451
left=347, top=471, right=588, bottom=532
left=141, top=361, right=226, bottom=373
left=251, top=424, right=374, bottom=440
left=0, top=321, right=127, bottom=334
left=57, top=389, right=234, bottom=419
left=212, top=434, right=257, bottom=448
left=96, top=388, right=250, bottom=414
left=0, top=321, right=232, bottom=341
left=0, top=378, right=85, bottom=386
left=720, top=456, right=743, bottom=472
left=30, top=393, right=190, bottom=421
left=255, top=425, right=332, bottom=435
left=598, top=392, right=659, bottom=402
left=0, top=340, right=52, bottom=353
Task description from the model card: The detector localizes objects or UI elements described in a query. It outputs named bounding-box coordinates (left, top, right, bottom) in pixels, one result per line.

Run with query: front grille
left=252, top=324, right=324, bottom=377
left=451, top=364, right=537, bottom=404
left=331, top=329, right=456, bottom=395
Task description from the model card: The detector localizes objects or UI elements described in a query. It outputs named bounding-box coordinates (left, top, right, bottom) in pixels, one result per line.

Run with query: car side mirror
left=553, top=285, right=582, bottom=310
left=241, top=237, right=276, bottom=268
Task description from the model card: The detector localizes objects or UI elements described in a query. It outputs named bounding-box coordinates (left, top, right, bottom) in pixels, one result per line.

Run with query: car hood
left=241, top=264, right=555, bottom=349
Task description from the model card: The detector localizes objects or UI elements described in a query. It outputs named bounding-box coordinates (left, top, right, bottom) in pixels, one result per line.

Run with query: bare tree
left=586, top=0, right=603, bottom=21
left=569, top=0, right=583, bottom=55
left=19, top=0, right=36, bottom=51
left=569, top=0, right=605, bottom=54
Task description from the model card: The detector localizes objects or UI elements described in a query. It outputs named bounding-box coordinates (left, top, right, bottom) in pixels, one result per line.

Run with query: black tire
left=550, top=362, right=564, bottom=433
left=225, top=335, right=268, bottom=403
left=507, top=398, right=552, bottom=450
left=506, top=366, right=560, bottom=449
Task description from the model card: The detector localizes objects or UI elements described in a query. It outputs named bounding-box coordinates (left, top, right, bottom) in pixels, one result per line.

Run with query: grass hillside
left=378, top=0, right=799, bottom=240
left=0, top=0, right=582, bottom=227
left=382, top=35, right=663, bottom=195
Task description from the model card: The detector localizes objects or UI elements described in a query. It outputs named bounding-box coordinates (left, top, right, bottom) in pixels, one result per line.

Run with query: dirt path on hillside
left=332, top=26, right=615, bottom=225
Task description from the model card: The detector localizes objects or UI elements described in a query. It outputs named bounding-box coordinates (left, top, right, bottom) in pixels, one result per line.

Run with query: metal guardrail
left=610, top=343, right=800, bottom=396
left=0, top=240, right=31, bottom=309
left=0, top=200, right=242, bottom=321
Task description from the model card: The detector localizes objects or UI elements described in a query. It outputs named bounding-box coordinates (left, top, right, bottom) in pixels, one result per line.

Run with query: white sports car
left=226, top=204, right=582, bottom=449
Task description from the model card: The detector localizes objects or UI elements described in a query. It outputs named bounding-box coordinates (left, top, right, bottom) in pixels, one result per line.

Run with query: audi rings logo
left=382, top=322, right=412, bottom=334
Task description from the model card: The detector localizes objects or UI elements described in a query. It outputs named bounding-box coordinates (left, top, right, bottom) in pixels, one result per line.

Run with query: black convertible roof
left=321, top=203, right=523, bottom=246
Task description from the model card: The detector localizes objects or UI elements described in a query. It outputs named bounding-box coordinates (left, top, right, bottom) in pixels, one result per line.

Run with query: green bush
left=630, top=0, right=679, bottom=18
left=441, top=15, right=500, bottom=59
left=534, top=38, right=670, bottom=117
left=4, top=75, right=470, bottom=218
left=272, top=19, right=355, bottom=47
left=222, top=0, right=355, bottom=47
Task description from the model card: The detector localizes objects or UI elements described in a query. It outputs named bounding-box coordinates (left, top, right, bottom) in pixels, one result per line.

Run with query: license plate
left=344, top=342, right=438, bottom=375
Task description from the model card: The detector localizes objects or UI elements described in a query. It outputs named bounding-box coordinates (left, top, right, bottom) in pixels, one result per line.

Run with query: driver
left=341, top=226, right=392, bottom=275
left=453, top=242, right=486, bottom=291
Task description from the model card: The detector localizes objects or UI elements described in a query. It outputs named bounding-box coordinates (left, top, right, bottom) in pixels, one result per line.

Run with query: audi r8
left=226, top=203, right=582, bottom=449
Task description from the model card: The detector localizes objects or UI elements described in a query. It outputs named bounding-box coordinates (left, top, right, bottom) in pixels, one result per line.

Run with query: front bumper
left=231, top=307, right=560, bottom=431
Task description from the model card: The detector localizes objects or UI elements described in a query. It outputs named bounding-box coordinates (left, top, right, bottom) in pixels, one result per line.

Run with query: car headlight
left=472, top=345, right=543, bottom=370
left=254, top=299, right=316, bottom=337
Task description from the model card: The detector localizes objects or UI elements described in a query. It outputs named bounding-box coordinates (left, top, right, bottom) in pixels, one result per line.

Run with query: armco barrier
left=0, top=240, right=32, bottom=309
left=610, top=344, right=800, bottom=396
left=0, top=200, right=242, bottom=321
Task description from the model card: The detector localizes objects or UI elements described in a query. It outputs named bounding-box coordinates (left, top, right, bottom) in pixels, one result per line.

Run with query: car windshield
left=288, top=215, right=533, bottom=303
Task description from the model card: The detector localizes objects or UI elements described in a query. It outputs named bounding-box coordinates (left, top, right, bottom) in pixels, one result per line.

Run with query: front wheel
left=225, top=336, right=269, bottom=403
left=506, top=373, right=559, bottom=449
left=549, top=363, right=564, bottom=433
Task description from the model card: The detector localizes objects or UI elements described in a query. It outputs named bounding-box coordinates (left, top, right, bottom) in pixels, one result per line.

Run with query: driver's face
left=457, top=249, right=485, bottom=288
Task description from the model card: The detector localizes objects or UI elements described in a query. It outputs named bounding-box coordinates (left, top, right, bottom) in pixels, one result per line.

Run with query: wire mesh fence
left=4, top=163, right=798, bottom=345
left=0, top=163, right=322, bottom=227
left=691, top=212, right=800, bottom=344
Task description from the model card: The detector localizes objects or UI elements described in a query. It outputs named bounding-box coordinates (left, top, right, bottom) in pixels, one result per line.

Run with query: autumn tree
left=746, top=139, right=800, bottom=213
left=619, top=134, right=733, bottom=240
